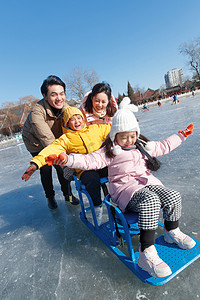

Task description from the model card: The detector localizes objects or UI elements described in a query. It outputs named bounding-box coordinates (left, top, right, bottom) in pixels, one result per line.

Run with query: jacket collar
left=43, top=99, right=67, bottom=117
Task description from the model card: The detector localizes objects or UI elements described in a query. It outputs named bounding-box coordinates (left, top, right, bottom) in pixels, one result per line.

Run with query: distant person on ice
left=142, top=104, right=149, bottom=111
left=45, top=97, right=196, bottom=278
left=172, top=94, right=178, bottom=104
left=22, top=75, right=79, bottom=210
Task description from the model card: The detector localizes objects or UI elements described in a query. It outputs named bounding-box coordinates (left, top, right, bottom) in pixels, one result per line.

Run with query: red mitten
left=45, top=152, right=68, bottom=167
left=22, top=164, right=37, bottom=181
left=178, top=123, right=193, bottom=137
left=45, top=154, right=58, bottom=166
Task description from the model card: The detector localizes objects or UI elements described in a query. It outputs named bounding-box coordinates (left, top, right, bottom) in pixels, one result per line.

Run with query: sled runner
left=73, top=175, right=200, bottom=286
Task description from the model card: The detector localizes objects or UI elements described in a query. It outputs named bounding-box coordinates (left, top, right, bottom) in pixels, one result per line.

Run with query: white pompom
left=119, top=97, right=138, bottom=112
left=119, top=97, right=131, bottom=108
left=144, top=141, right=154, bottom=151
left=112, top=144, right=122, bottom=155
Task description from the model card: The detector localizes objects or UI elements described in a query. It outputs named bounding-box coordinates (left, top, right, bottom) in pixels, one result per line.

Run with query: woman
left=80, top=82, right=118, bottom=126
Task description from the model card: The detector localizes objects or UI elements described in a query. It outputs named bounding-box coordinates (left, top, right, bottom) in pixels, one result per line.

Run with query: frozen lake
left=1, top=95, right=200, bottom=299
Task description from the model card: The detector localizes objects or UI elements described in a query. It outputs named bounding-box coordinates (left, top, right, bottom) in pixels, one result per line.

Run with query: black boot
left=47, top=196, right=58, bottom=210
left=65, top=195, right=80, bottom=205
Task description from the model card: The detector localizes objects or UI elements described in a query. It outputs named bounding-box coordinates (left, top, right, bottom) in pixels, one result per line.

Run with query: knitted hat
left=110, top=97, right=139, bottom=141
left=63, top=106, right=84, bottom=125
left=109, top=97, right=139, bottom=155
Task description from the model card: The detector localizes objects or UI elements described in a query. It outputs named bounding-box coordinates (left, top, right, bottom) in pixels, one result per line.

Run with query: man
left=22, top=75, right=79, bottom=209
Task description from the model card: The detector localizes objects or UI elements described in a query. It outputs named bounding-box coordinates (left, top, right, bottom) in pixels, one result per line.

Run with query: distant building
left=164, top=68, right=184, bottom=88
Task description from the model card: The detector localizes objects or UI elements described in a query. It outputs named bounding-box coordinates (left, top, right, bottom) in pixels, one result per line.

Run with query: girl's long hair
left=101, top=136, right=115, bottom=158
left=84, top=82, right=117, bottom=117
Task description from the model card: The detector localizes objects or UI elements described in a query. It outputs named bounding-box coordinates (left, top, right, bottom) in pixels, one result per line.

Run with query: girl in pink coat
left=45, top=97, right=195, bottom=278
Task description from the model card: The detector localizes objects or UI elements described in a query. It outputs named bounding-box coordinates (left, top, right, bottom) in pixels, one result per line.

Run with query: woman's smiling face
left=91, top=92, right=109, bottom=113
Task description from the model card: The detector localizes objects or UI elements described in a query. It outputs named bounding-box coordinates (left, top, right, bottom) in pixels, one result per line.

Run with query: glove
left=22, top=164, right=37, bottom=181
left=45, top=152, right=68, bottom=167
left=178, top=123, right=193, bottom=137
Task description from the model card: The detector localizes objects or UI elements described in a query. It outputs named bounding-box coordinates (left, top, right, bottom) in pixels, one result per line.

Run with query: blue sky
left=0, top=0, right=200, bottom=106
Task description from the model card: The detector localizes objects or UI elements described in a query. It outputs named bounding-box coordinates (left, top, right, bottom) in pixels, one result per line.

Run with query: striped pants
left=126, top=185, right=182, bottom=230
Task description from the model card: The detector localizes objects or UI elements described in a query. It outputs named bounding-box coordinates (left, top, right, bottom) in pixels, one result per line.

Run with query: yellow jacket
left=31, top=123, right=111, bottom=178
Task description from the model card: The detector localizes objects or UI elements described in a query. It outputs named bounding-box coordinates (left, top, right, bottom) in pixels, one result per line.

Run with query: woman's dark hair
left=102, top=134, right=161, bottom=171
left=84, top=82, right=117, bottom=117
left=41, top=75, right=66, bottom=96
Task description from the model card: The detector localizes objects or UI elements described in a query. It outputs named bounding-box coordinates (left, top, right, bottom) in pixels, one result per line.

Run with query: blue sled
left=73, top=175, right=200, bottom=286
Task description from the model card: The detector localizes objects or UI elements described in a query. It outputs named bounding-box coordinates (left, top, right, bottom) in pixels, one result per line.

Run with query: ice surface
left=1, top=95, right=200, bottom=299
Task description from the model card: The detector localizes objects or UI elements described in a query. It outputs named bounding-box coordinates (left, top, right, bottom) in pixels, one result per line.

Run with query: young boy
left=22, top=106, right=111, bottom=224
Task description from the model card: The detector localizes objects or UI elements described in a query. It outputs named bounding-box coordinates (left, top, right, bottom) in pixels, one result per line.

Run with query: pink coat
left=66, top=133, right=185, bottom=211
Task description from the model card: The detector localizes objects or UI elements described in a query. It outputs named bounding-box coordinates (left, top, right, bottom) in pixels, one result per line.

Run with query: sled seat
left=103, top=193, right=164, bottom=245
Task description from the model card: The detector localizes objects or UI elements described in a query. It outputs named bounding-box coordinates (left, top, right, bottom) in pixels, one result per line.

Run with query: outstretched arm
left=146, top=124, right=194, bottom=157
left=31, top=135, right=69, bottom=169
left=22, top=163, right=38, bottom=181
left=178, top=123, right=193, bottom=137
left=45, top=148, right=110, bottom=171
left=45, top=152, right=68, bottom=167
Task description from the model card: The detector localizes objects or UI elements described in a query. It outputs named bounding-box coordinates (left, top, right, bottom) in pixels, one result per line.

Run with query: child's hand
left=22, top=164, right=37, bottom=181
left=178, top=123, right=193, bottom=137
left=45, top=154, right=58, bottom=166
left=45, top=152, right=68, bottom=167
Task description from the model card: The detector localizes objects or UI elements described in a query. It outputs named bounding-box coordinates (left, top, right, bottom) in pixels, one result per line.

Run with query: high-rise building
left=164, top=68, right=184, bottom=88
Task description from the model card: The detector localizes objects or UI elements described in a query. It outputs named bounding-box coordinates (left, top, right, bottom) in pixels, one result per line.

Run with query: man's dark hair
left=40, top=75, right=66, bottom=96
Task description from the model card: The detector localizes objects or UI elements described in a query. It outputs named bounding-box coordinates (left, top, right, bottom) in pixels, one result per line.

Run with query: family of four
left=22, top=75, right=195, bottom=278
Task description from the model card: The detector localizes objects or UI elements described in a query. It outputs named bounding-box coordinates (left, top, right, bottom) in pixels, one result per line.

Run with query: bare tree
left=18, top=95, right=38, bottom=106
left=180, top=37, right=200, bottom=81
left=64, top=67, right=99, bottom=100
left=17, top=96, right=39, bottom=126
left=133, top=84, right=146, bottom=95
left=84, top=69, right=99, bottom=90
left=0, top=102, right=19, bottom=135
left=0, top=96, right=39, bottom=135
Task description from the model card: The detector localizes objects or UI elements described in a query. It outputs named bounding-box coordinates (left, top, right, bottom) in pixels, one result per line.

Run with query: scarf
left=135, top=141, right=161, bottom=171
left=119, top=141, right=161, bottom=171
left=92, top=107, right=107, bottom=118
